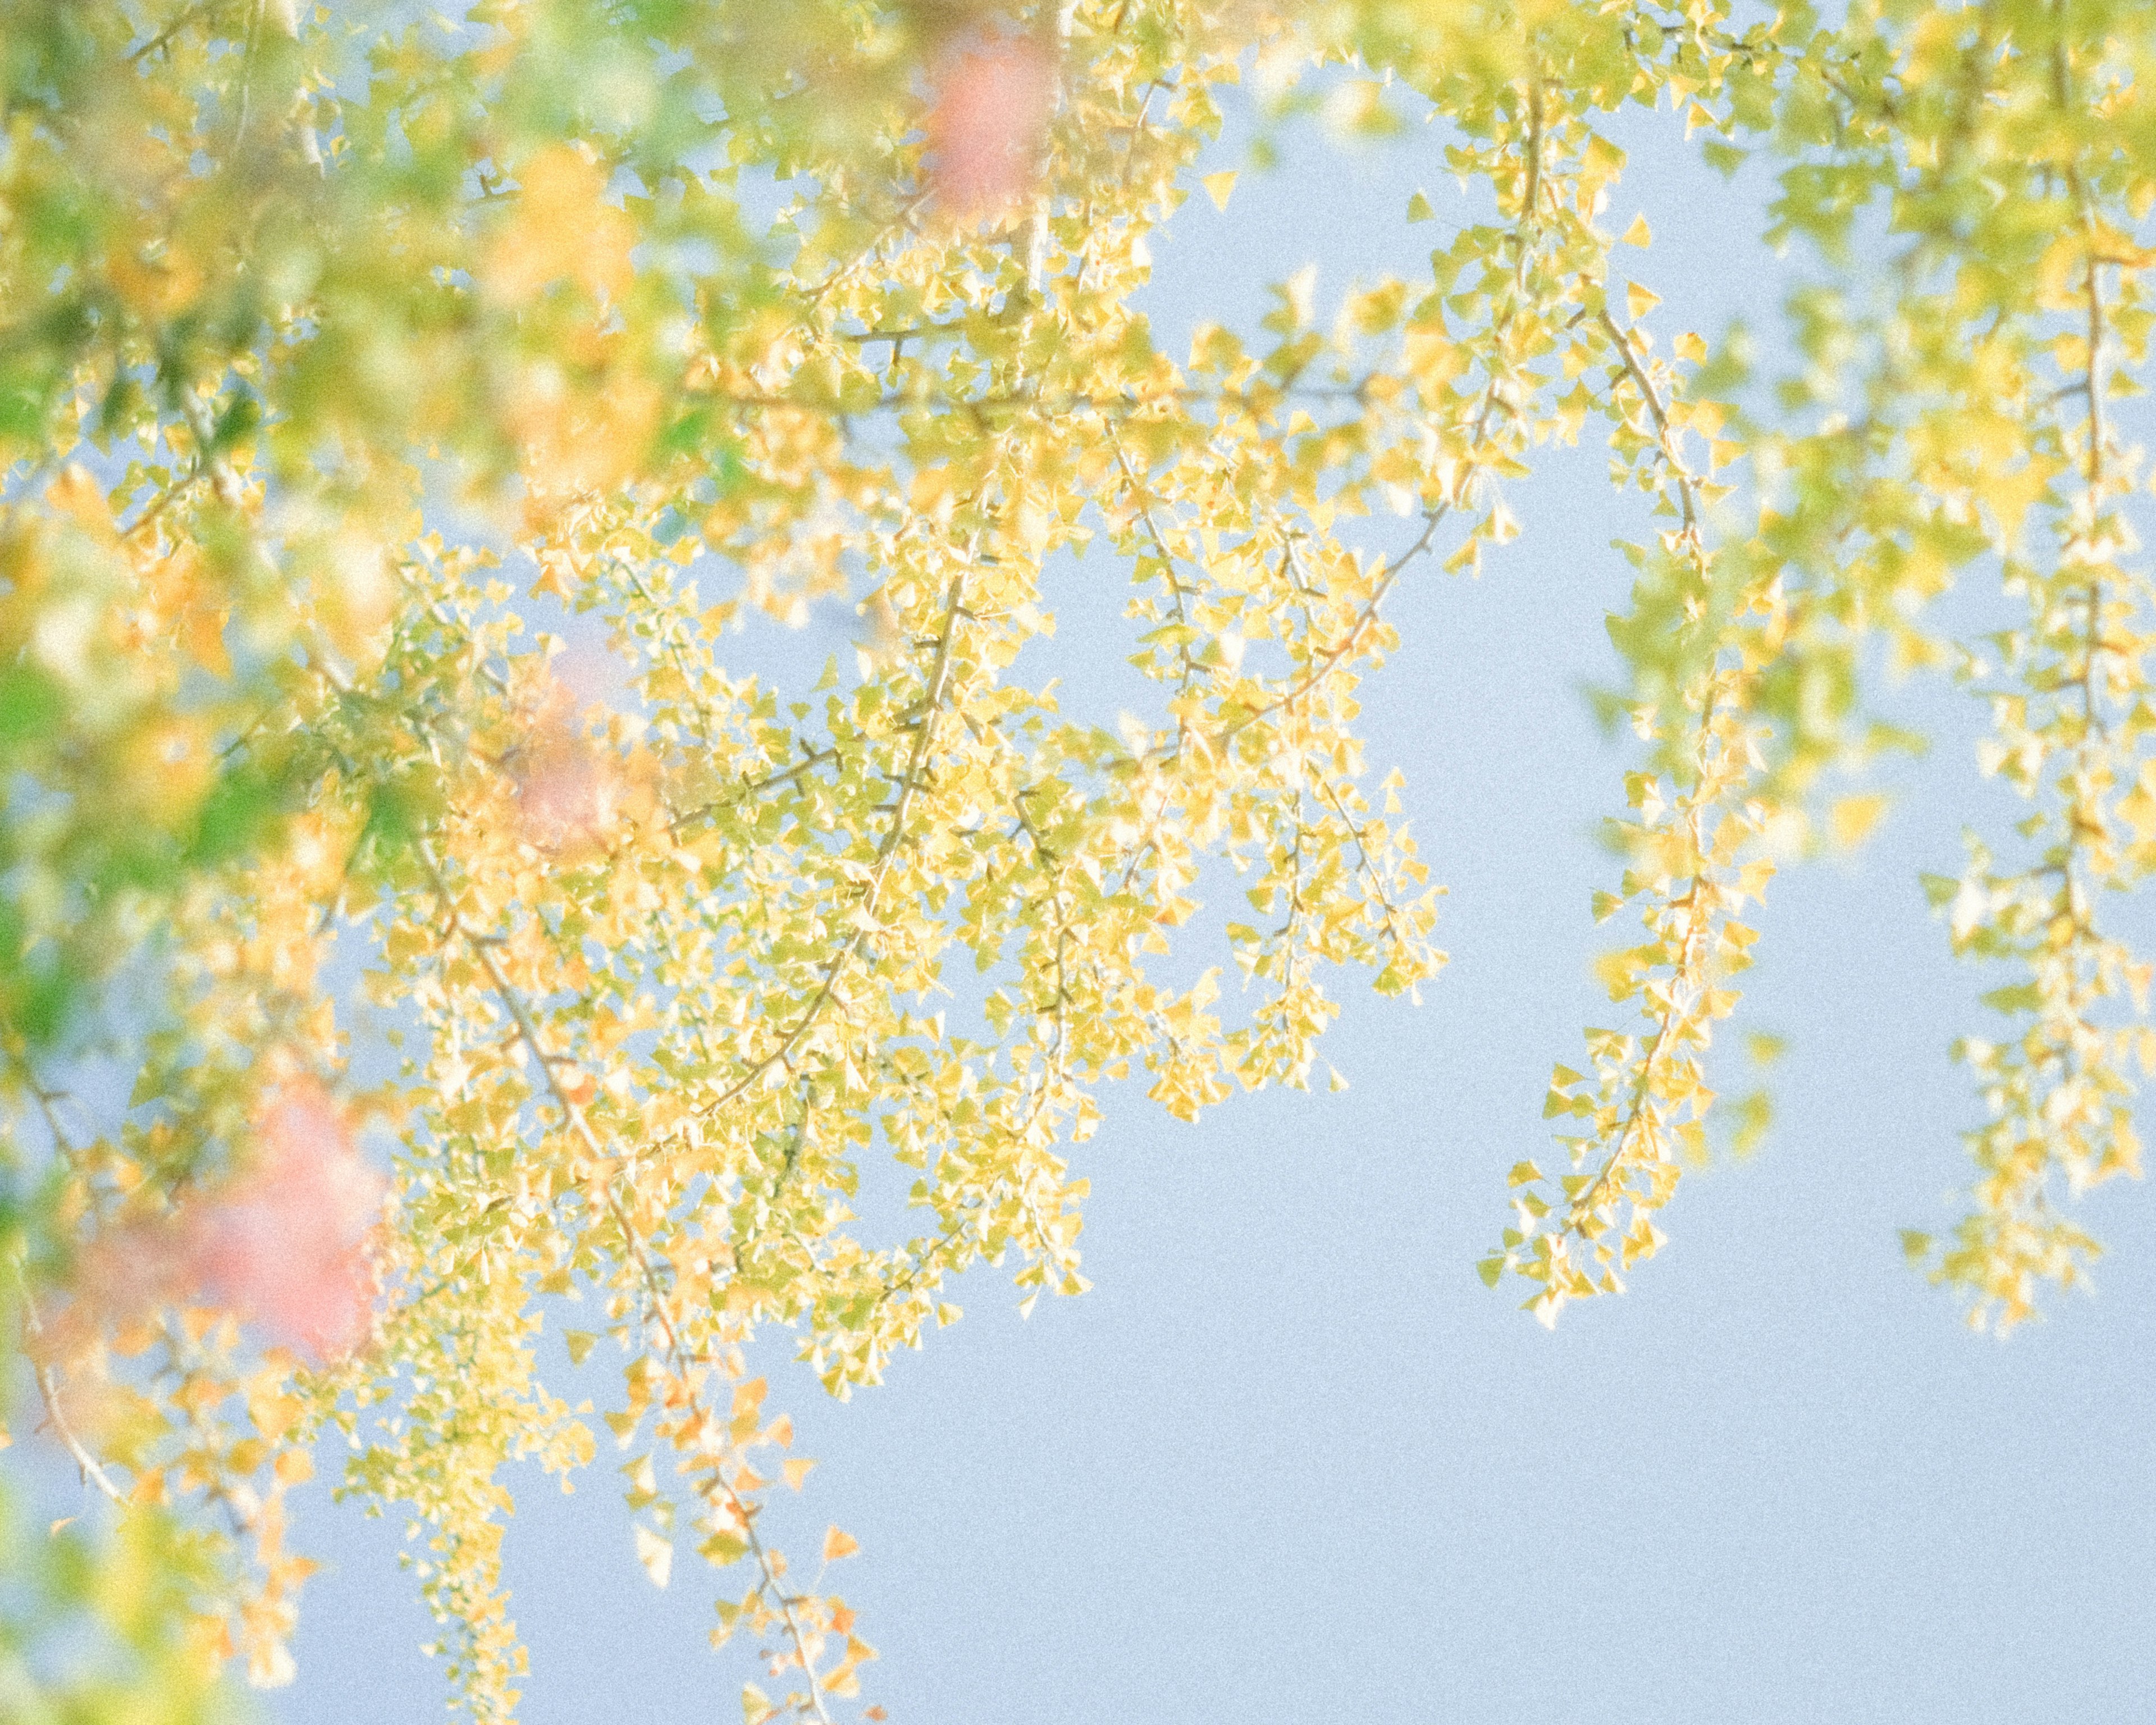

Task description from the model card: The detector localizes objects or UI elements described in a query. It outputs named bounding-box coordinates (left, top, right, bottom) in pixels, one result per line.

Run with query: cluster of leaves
left=1471, top=0, right=2156, bottom=1327
left=0, top=0, right=2150, bottom=1718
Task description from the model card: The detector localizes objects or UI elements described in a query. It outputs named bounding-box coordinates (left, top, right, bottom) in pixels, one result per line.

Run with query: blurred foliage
left=0, top=0, right=2149, bottom=1717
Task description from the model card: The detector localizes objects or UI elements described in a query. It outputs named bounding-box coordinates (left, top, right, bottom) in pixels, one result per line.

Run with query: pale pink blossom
left=510, top=656, right=628, bottom=852
left=180, top=1085, right=384, bottom=1361
left=926, top=40, right=1055, bottom=214
left=514, top=734, right=619, bottom=851
left=50, top=1087, right=383, bottom=1371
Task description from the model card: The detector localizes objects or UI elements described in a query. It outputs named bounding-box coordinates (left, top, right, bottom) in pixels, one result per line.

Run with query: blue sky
left=270, top=67, right=2156, bottom=1725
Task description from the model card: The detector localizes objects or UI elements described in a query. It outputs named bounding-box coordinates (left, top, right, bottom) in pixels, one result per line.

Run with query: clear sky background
left=259, top=65, right=2156, bottom=1725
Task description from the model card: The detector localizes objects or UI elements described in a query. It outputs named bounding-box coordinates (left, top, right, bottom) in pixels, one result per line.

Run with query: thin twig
left=8, top=1083, right=126, bottom=1505
left=1223, top=505, right=1450, bottom=741
left=688, top=574, right=970, bottom=1133
left=413, top=839, right=836, bottom=1725
left=1597, top=307, right=1699, bottom=532
left=19, top=1281, right=130, bottom=1505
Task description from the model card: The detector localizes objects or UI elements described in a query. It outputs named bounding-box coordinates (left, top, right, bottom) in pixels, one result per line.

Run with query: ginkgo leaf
left=823, top=1526, right=860, bottom=1563
left=1830, top=793, right=1891, bottom=850
left=1203, top=170, right=1239, bottom=211
left=634, top=1525, right=673, bottom=1590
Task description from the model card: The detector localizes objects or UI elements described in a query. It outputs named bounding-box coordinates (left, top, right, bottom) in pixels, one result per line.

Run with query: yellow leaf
left=483, top=144, right=634, bottom=309
left=1625, top=281, right=1661, bottom=321
left=634, top=1524, right=673, bottom=1589
left=1593, top=947, right=1643, bottom=1000
left=48, top=464, right=116, bottom=543
left=1202, top=170, right=1238, bottom=212
left=249, top=1389, right=302, bottom=1444
left=1620, top=213, right=1652, bottom=247
left=702, top=1531, right=750, bottom=1567
left=730, top=1378, right=768, bottom=1422
left=1829, top=792, right=1890, bottom=850
left=783, top=1458, right=816, bottom=1491
left=823, top=1525, right=860, bottom=1563
left=1403, top=323, right=1461, bottom=391
left=2118, top=781, right=2156, bottom=840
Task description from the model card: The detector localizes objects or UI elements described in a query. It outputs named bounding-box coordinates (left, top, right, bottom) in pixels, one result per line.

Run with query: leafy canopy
left=1, top=0, right=2152, bottom=1717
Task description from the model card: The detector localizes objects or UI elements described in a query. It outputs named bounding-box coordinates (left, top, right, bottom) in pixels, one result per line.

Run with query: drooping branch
left=414, top=838, right=840, bottom=1725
